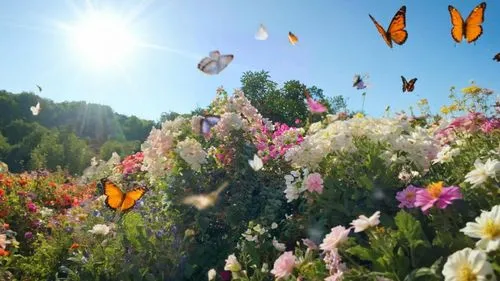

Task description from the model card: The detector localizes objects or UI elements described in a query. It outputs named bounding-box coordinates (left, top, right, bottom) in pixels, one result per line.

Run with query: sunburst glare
left=69, top=10, right=136, bottom=68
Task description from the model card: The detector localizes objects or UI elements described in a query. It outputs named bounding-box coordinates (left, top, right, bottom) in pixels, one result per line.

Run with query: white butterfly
left=182, top=182, right=229, bottom=210
left=197, top=50, right=234, bottom=75
left=255, top=24, right=269, bottom=40
left=248, top=154, right=263, bottom=171
left=30, top=102, right=41, bottom=116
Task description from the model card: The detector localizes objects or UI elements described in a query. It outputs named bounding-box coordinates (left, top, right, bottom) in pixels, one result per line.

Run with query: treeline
left=0, top=70, right=348, bottom=174
left=0, top=90, right=154, bottom=174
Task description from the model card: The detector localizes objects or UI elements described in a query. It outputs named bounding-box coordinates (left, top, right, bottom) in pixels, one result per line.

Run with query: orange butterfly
left=493, top=53, right=500, bottom=62
left=448, top=2, right=486, bottom=44
left=369, top=6, right=407, bottom=48
left=101, top=179, right=147, bottom=212
left=401, top=76, right=417, bottom=93
left=288, top=31, right=298, bottom=45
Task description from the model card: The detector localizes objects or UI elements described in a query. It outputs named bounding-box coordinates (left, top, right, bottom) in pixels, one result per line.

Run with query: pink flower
left=304, top=173, right=324, bottom=194
left=305, top=90, right=327, bottom=113
left=320, top=226, right=350, bottom=252
left=270, top=251, right=296, bottom=279
left=295, top=118, right=301, bottom=124
left=414, top=181, right=462, bottom=212
left=302, top=238, right=318, bottom=250
left=481, top=118, right=500, bottom=133
left=27, top=201, right=37, bottom=213
left=325, top=272, right=344, bottom=281
left=396, top=185, right=420, bottom=208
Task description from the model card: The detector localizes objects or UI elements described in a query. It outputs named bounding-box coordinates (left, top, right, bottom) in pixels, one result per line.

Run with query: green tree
left=99, top=140, right=140, bottom=160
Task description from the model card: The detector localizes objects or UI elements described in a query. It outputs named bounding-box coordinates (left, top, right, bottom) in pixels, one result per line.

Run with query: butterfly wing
left=401, top=76, right=408, bottom=92
left=255, top=24, right=269, bottom=40
left=353, top=75, right=362, bottom=87
left=464, top=2, right=486, bottom=43
left=198, top=57, right=218, bottom=75
left=448, top=5, right=465, bottom=43
left=494, top=53, right=500, bottom=61
left=369, top=14, right=392, bottom=48
left=406, top=78, right=418, bottom=92
left=209, top=50, right=221, bottom=60
left=216, top=54, right=234, bottom=74
left=200, top=115, right=221, bottom=135
left=121, top=186, right=147, bottom=212
left=102, top=179, right=125, bottom=210
left=288, top=32, right=298, bottom=45
left=387, top=6, right=408, bottom=46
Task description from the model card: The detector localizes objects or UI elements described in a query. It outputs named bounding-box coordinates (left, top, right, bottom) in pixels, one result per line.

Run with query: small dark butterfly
left=401, top=76, right=417, bottom=93
left=493, top=53, right=500, bottom=61
left=200, top=115, right=221, bottom=135
left=353, top=74, right=367, bottom=90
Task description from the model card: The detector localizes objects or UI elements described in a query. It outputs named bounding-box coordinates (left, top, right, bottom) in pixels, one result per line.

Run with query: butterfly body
left=369, top=6, right=407, bottom=48
left=200, top=115, right=221, bottom=135
left=401, top=76, right=417, bottom=93
left=288, top=32, right=298, bottom=45
left=101, top=179, right=147, bottom=212
left=30, top=102, right=41, bottom=116
left=493, top=53, right=500, bottom=62
left=197, top=51, right=234, bottom=75
left=448, top=2, right=486, bottom=44
left=255, top=24, right=269, bottom=40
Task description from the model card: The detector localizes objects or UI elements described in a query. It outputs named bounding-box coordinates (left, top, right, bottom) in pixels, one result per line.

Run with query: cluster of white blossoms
left=141, top=117, right=189, bottom=179
left=285, top=117, right=439, bottom=171
left=283, top=170, right=308, bottom=202
left=175, top=137, right=208, bottom=172
left=432, top=145, right=461, bottom=164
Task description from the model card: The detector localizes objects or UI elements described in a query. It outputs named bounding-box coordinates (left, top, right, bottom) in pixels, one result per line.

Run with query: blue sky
left=0, top=0, right=498, bottom=121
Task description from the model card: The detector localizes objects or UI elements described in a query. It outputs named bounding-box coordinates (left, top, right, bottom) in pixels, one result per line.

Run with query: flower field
left=0, top=87, right=499, bottom=281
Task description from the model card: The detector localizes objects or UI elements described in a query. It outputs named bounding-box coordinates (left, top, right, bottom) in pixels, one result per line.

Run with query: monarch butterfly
left=288, top=32, right=298, bottom=45
left=401, top=76, right=417, bottom=93
left=493, top=53, right=500, bottom=62
left=197, top=51, right=234, bottom=75
left=448, top=2, right=486, bottom=44
left=200, top=115, right=221, bottom=135
left=101, top=178, right=147, bottom=212
left=369, top=6, right=407, bottom=48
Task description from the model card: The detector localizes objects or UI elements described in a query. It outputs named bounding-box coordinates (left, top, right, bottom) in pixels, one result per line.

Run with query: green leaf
left=395, top=210, right=430, bottom=250
left=346, top=245, right=374, bottom=261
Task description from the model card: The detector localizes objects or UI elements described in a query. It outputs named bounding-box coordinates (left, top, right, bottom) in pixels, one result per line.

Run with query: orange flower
left=18, top=178, right=28, bottom=186
left=49, top=182, right=57, bottom=188
left=69, top=243, right=80, bottom=250
left=3, top=223, right=9, bottom=229
left=0, top=248, right=10, bottom=256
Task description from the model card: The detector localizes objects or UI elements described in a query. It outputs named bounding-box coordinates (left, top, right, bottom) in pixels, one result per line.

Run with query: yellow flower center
left=458, top=264, right=477, bottom=281
left=405, top=192, right=416, bottom=201
left=426, top=181, right=443, bottom=198
left=482, top=219, right=500, bottom=239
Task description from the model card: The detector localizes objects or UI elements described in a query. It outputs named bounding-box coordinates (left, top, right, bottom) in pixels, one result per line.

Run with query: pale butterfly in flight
left=200, top=115, right=221, bottom=136
left=182, top=181, right=229, bottom=210
left=30, top=102, right=41, bottom=116
left=197, top=51, right=234, bottom=75
left=248, top=154, right=263, bottom=171
left=255, top=24, right=269, bottom=40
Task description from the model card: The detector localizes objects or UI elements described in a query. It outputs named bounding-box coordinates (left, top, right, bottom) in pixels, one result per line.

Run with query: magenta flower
left=304, top=173, right=324, bottom=194
left=480, top=118, right=500, bottom=133
left=396, top=185, right=420, bottom=208
left=306, top=96, right=327, bottom=113
left=414, top=181, right=462, bottom=212
left=27, top=201, right=37, bottom=213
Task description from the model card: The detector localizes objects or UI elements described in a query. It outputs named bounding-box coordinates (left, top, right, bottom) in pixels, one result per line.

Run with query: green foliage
left=240, top=70, right=347, bottom=126
left=99, top=140, right=141, bottom=160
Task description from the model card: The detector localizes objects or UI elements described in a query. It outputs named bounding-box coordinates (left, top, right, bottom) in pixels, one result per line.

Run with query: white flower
left=271, top=222, right=278, bottom=229
left=207, top=268, right=216, bottom=281
left=442, top=248, right=495, bottom=281
left=320, top=226, right=350, bottom=252
left=350, top=211, right=381, bottom=233
left=224, top=254, right=242, bottom=272
left=248, top=154, right=263, bottom=171
left=464, top=158, right=500, bottom=188
left=253, top=224, right=266, bottom=235
left=88, top=224, right=110, bottom=236
left=0, top=234, right=10, bottom=249
left=272, top=238, right=286, bottom=251
left=432, top=145, right=460, bottom=164
left=176, top=137, right=208, bottom=171
left=39, top=207, right=54, bottom=218
left=242, top=229, right=258, bottom=242
left=461, top=205, right=500, bottom=252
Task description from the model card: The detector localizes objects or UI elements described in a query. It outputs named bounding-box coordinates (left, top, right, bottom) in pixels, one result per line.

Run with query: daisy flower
left=460, top=205, right=500, bottom=252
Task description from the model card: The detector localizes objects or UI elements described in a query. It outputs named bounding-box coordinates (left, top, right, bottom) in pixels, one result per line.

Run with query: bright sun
left=71, top=11, right=135, bottom=68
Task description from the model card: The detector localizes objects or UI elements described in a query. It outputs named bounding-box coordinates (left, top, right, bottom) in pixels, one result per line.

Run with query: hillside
left=0, top=90, right=155, bottom=174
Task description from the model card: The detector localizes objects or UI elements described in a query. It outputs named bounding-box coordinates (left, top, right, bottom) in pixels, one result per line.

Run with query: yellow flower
left=461, top=85, right=482, bottom=96
left=418, top=99, right=428, bottom=105
left=354, top=112, right=364, bottom=119
left=440, top=106, right=451, bottom=115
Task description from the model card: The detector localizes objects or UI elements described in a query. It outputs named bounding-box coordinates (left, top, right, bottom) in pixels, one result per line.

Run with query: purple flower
left=24, top=231, right=33, bottom=240
left=396, top=185, right=420, bottom=208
